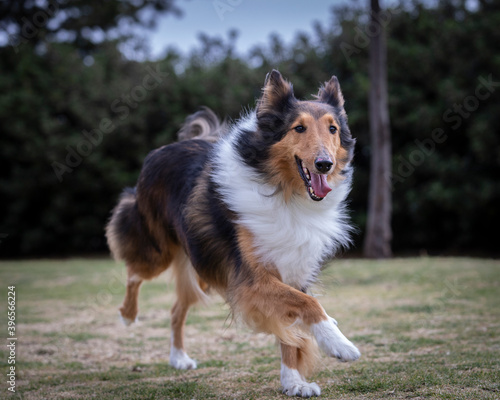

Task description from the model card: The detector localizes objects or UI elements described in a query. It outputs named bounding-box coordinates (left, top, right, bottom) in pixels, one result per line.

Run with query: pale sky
left=1, top=0, right=417, bottom=61
left=124, top=0, right=346, bottom=60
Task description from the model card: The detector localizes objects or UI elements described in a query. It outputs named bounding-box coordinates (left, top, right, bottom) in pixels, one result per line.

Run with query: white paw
left=312, top=318, right=360, bottom=362
left=119, top=312, right=137, bottom=327
left=169, top=346, right=197, bottom=370
left=281, top=365, right=321, bottom=397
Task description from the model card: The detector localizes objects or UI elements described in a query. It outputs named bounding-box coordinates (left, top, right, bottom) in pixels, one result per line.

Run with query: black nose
left=315, top=158, right=333, bottom=173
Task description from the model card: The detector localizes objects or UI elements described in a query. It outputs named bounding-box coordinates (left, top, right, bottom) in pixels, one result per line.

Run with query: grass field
left=0, top=257, right=499, bottom=399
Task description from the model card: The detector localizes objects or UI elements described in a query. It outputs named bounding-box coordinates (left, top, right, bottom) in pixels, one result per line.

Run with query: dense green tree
left=0, top=0, right=499, bottom=257
left=0, top=0, right=180, bottom=52
left=386, top=0, right=500, bottom=252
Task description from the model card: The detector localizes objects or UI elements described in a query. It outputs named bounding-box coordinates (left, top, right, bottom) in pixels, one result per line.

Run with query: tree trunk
left=363, top=0, right=392, bottom=258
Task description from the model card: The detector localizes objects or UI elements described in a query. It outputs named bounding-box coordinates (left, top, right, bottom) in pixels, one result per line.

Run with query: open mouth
left=295, top=156, right=332, bottom=201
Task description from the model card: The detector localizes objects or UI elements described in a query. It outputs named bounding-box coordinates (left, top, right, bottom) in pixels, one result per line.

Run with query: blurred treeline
left=1, top=0, right=499, bottom=258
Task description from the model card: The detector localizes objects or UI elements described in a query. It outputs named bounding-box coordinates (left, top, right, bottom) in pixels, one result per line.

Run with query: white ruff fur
left=212, top=112, right=353, bottom=289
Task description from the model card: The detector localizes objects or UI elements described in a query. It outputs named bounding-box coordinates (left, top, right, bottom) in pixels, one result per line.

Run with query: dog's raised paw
left=312, top=318, right=361, bottom=362
left=331, top=338, right=361, bottom=362
left=169, top=347, right=197, bottom=370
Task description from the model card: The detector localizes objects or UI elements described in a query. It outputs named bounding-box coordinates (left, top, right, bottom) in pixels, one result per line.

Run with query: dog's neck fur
left=212, top=112, right=353, bottom=290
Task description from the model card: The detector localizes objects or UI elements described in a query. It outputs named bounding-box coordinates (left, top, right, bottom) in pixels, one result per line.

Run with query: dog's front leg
left=235, top=274, right=360, bottom=361
left=280, top=342, right=321, bottom=397
left=233, top=272, right=359, bottom=396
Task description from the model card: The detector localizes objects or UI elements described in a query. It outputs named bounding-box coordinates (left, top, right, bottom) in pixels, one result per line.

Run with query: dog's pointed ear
left=317, top=75, right=344, bottom=108
left=257, top=70, right=295, bottom=117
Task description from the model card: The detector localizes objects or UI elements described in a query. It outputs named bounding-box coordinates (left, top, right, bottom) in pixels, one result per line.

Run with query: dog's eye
left=329, top=125, right=337, bottom=134
left=294, top=125, right=306, bottom=133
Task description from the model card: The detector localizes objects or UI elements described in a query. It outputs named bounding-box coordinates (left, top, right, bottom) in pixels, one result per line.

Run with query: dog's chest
left=239, top=196, right=341, bottom=289
left=213, top=136, right=351, bottom=289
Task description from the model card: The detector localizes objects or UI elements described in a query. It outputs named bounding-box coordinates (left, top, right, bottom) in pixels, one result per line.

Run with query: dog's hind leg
left=107, top=187, right=173, bottom=326
left=170, top=300, right=197, bottom=370
left=119, top=266, right=145, bottom=326
left=118, top=256, right=174, bottom=326
left=118, top=253, right=174, bottom=326
left=169, top=250, right=209, bottom=370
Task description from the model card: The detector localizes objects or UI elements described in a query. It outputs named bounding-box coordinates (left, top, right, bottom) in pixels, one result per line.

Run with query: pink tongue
left=310, top=173, right=332, bottom=198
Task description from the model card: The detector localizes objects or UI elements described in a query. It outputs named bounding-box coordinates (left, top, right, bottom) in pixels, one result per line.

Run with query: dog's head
left=254, top=70, right=355, bottom=201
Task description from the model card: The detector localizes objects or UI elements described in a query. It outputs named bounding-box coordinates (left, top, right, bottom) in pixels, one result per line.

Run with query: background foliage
left=1, top=0, right=499, bottom=257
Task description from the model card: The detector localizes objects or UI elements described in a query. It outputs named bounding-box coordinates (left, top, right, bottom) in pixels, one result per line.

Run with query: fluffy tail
left=105, top=188, right=159, bottom=266
left=177, top=107, right=226, bottom=143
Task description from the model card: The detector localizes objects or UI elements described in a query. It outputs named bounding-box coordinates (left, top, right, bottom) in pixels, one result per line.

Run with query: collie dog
left=106, top=70, right=360, bottom=397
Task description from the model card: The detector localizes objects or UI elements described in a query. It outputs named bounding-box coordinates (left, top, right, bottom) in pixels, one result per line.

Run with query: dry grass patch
left=0, top=257, right=498, bottom=399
